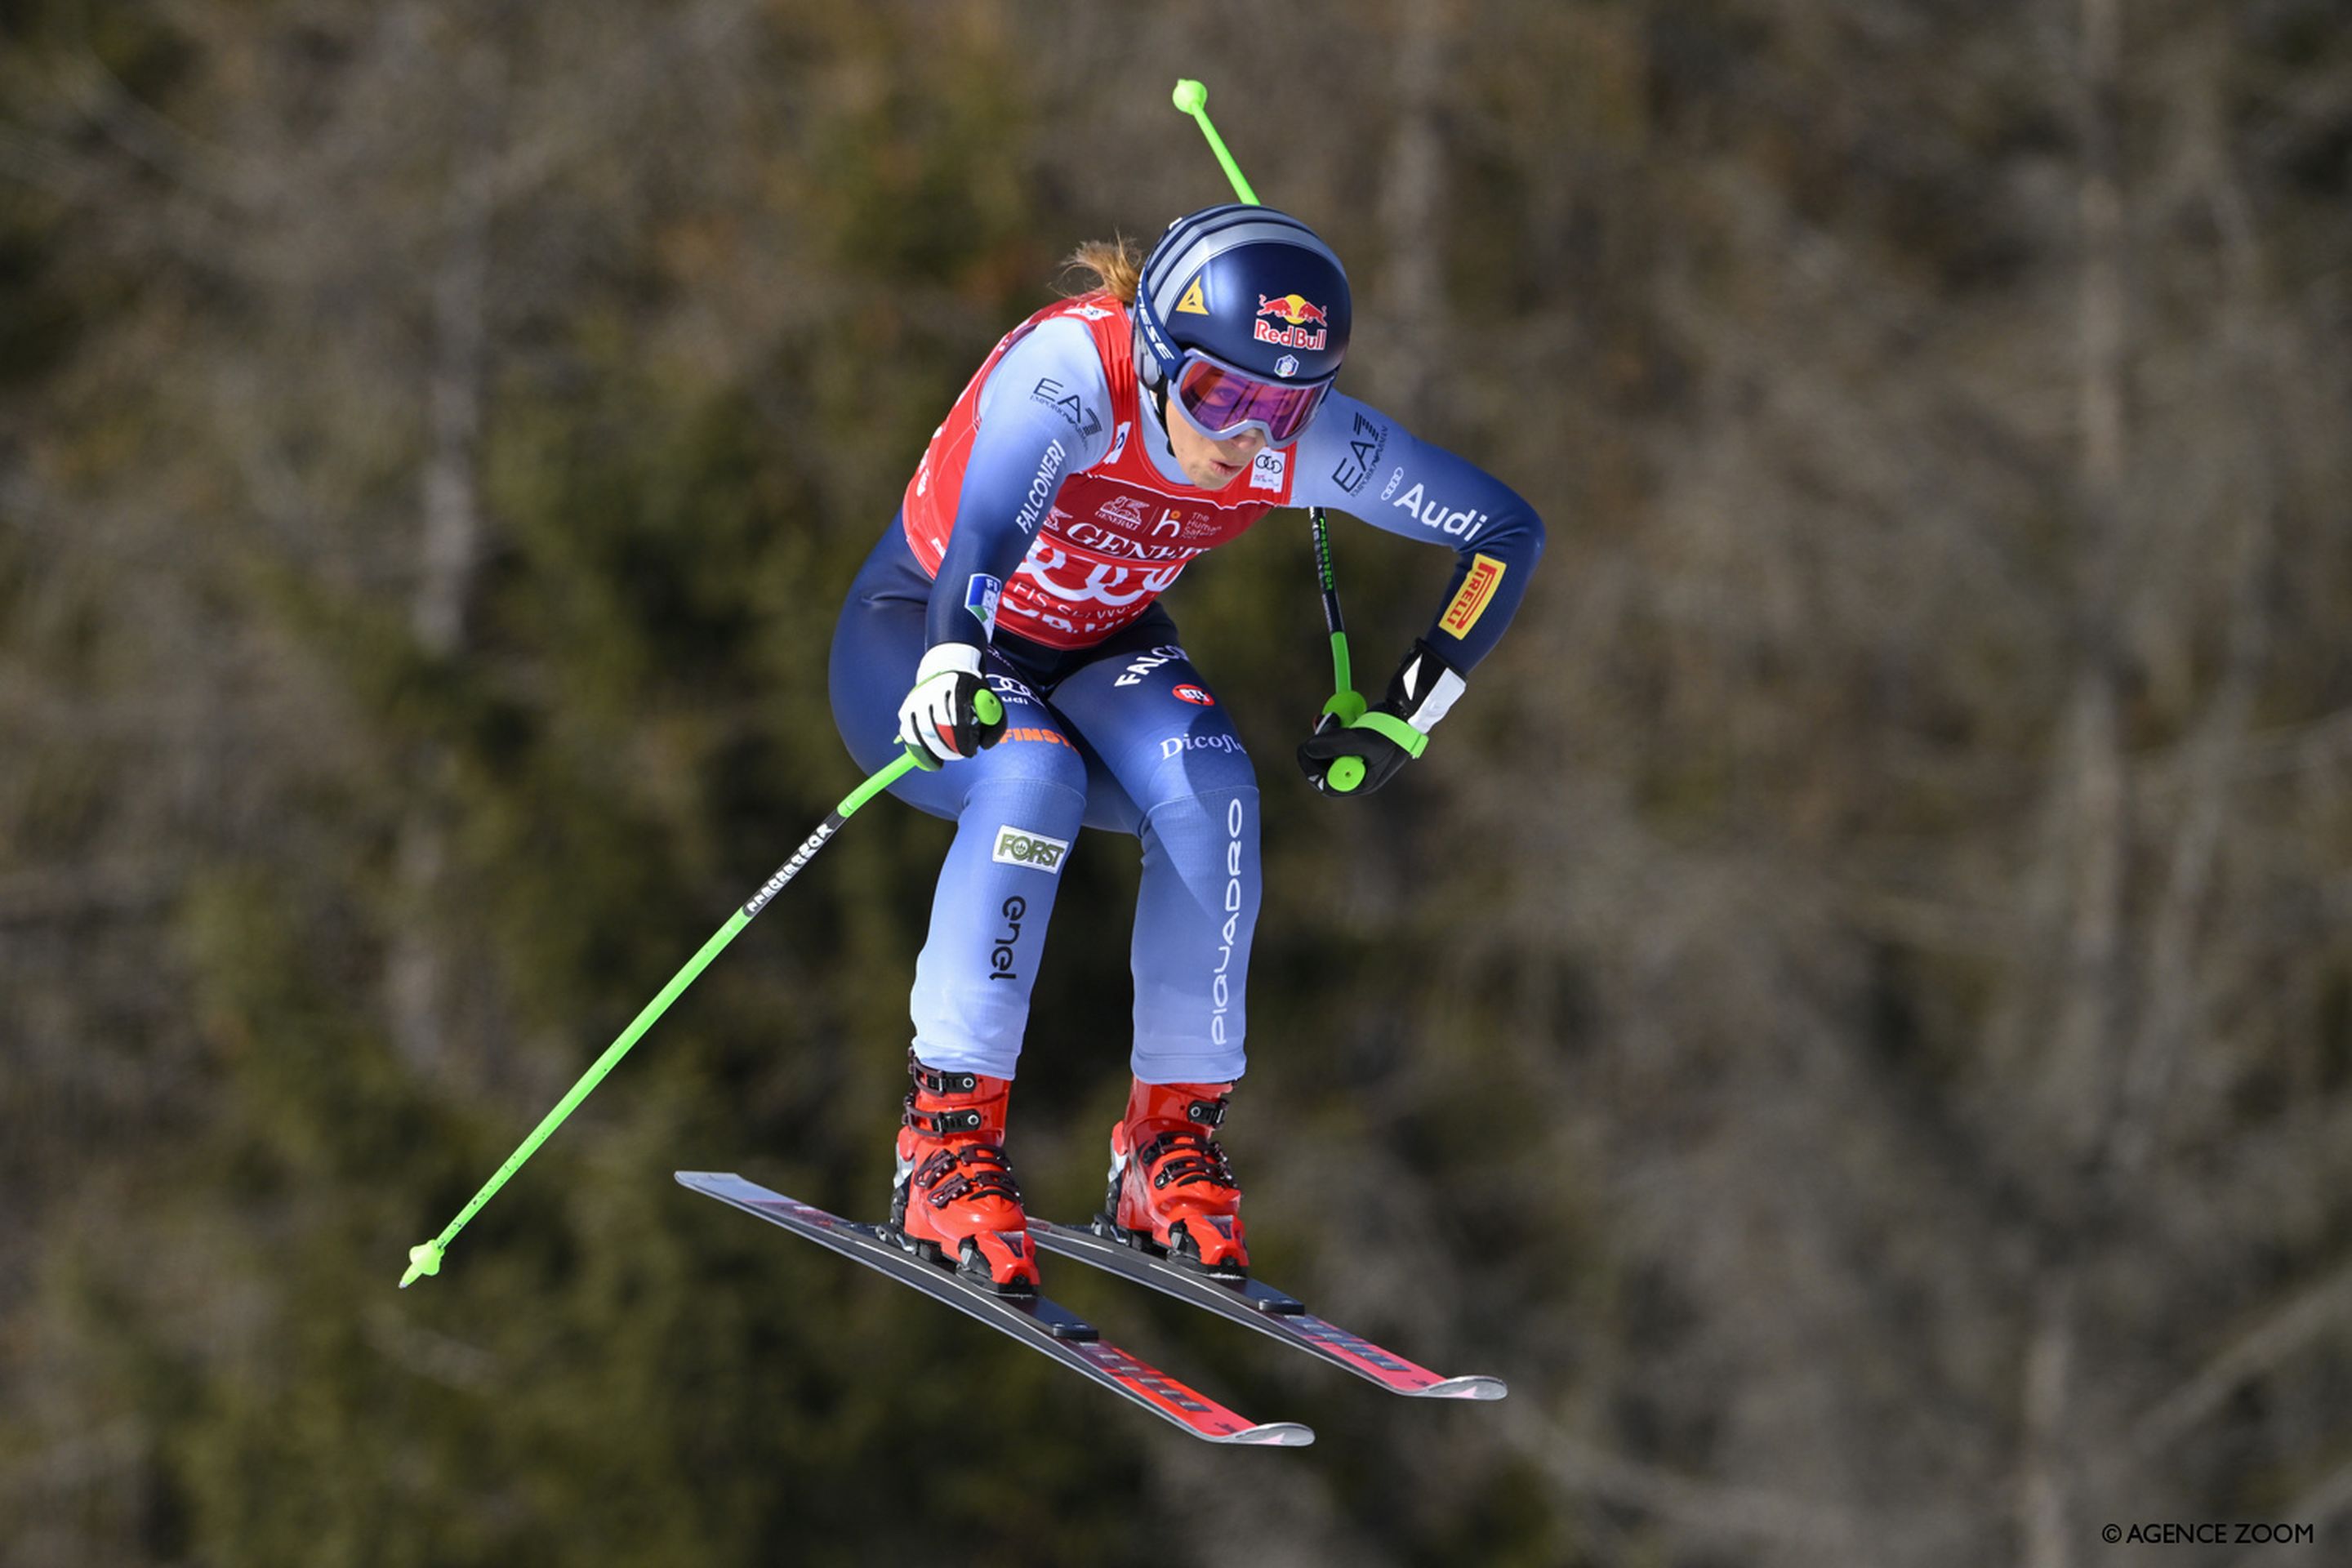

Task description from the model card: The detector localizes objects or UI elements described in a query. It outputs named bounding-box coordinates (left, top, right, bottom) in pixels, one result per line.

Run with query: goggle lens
left=1174, top=358, right=1330, bottom=445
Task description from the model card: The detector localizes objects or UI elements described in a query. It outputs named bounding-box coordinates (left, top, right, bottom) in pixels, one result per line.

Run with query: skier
left=828, top=204, right=1544, bottom=1292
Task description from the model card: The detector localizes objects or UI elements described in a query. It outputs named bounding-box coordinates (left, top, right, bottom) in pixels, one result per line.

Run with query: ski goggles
left=1167, top=350, right=1334, bottom=448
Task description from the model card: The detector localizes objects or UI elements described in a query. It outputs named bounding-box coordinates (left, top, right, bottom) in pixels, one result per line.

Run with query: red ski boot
left=1104, top=1078, right=1249, bottom=1275
left=889, top=1052, right=1040, bottom=1294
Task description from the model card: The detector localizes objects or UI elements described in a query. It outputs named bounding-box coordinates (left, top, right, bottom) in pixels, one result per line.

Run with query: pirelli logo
left=1439, top=554, right=1506, bottom=638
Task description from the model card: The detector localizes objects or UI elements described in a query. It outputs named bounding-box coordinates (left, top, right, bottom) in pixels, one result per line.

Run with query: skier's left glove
left=898, top=642, right=1009, bottom=768
left=1296, top=639, right=1468, bottom=796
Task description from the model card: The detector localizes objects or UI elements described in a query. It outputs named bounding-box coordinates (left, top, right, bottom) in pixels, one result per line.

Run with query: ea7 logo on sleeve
left=1439, top=554, right=1507, bottom=637
left=992, top=825, right=1071, bottom=873
left=1330, top=411, right=1389, bottom=494
left=1030, top=377, right=1102, bottom=438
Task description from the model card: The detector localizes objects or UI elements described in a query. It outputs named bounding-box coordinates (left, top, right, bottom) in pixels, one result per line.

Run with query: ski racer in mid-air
left=828, top=203, right=1544, bottom=1291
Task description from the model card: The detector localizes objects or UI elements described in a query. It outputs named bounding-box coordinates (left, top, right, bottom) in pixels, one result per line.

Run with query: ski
left=675, top=1173, right=1312, bottom=1447
left=1028, top=1216, right=1507, bottom=1401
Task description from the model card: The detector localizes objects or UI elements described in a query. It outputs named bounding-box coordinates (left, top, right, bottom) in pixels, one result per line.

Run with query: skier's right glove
left=1296, top=639, right=1467, bottom=796
left=898, top=642, right=1009, bottom=768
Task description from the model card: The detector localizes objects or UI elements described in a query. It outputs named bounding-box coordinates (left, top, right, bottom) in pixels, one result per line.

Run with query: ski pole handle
left=1316, top=687, right=1371, bottom=795
left=397, top=714, right=972, bottom=1289
left=1307, top=508, right=1366, bottom=792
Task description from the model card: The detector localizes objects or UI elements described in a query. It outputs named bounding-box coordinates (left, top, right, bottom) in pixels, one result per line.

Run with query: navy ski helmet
left=1132, top=203, right=1351, bottom=445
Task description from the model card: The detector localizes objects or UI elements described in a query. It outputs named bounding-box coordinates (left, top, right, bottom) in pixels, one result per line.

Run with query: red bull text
left=1254, top=292, right=1329, bottom=350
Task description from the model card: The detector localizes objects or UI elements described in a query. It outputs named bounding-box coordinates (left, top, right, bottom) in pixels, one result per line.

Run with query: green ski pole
left=1170, top=79, right=1365, bottom=792
left=1170, top=78, right=1258, bottom=206
left=399, top=693, right=1001, bottom=1288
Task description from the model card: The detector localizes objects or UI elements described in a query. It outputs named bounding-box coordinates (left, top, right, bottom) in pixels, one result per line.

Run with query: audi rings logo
left=991, top=825, right=1071, bottom=874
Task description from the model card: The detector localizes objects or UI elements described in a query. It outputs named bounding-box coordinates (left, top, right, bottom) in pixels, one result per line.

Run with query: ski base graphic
left=1030, top=1216, right=1507, bottom=1401
left=675, top=1173, right=1312, bottom=1446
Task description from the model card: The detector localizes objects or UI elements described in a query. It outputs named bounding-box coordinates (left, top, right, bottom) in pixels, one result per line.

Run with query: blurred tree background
left=7, top=0, right=2352, bottom=1564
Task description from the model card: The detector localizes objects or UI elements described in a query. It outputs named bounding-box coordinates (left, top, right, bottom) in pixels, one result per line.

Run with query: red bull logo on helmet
left=1258, top=292, right=1329, bottom=326
left=1254, top=292, right=1329, bottom=350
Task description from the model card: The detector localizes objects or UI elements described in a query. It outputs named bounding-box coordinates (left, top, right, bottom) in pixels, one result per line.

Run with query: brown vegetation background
left=7, top=2, right=2352, bottom=1564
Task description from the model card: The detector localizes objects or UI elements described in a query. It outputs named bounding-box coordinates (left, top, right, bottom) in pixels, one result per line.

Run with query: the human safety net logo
left=991, top=825, right=1071, bottom=874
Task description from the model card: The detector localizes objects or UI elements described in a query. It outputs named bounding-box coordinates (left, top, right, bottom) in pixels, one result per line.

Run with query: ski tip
left=1418, top=1374, right=1508, bottom=1401
left=1222, top=1421, right=1316, bottom=1447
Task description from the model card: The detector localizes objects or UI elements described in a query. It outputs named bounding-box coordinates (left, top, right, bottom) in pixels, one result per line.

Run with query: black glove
left=897, top=643, right=1009, bottom=768
left=1297, top=639, right=1467, bottom=796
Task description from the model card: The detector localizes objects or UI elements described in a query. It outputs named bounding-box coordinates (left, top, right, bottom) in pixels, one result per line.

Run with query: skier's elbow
left=1481, top=500, right=1544, bottom=568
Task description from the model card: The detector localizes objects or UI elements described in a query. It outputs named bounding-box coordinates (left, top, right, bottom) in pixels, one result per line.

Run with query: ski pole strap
left=398, top=732, right=946, bottom=1289
left=1348, top=709, right=1428, bottom=759
left=1321, top=688, right=1367, bottom=725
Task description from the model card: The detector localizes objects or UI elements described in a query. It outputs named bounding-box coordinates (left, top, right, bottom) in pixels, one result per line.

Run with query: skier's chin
left=1195, top=457, right=1246, bottom=489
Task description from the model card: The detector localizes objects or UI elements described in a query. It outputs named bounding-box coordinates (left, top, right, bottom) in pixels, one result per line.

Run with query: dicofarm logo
left=992, top=825, right=1071, bottom=873
left=1159, top=733, right=1245, bottom=760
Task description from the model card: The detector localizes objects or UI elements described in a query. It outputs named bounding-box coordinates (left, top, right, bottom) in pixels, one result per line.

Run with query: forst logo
left=1173, top=684, right=1215, bottom=706
left=991, top=825, right=1070, bottom=873
left=1254, top=292, right=1329, bottom=351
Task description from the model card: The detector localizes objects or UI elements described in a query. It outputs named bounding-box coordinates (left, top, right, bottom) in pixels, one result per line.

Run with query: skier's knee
left=960, top=728, right=1090, bottom=806
left=1144, top=740, right=1256, bottom=808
